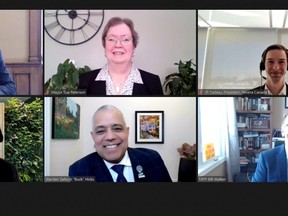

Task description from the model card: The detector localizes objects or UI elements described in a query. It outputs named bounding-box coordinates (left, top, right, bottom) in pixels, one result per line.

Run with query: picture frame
left=135, top=111, right=164, bottom=144
left=285, top=97, right=288, bottom=108
left=52, top=97, right=80, bottom=139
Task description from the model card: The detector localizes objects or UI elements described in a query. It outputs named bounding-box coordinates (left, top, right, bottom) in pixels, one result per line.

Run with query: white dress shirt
left=103, top=151, right=135, bottom=182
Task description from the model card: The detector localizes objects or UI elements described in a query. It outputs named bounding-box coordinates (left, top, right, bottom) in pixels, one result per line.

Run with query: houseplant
left=163, top=59, right=196, bottom=96
left=177, top=143, right=196, bottom=160
left=44, top=58, right=91, bottom=94
left=177, top=143, right=196, bottom=182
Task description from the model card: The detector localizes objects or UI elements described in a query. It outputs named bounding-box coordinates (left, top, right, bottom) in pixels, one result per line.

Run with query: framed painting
left=135, top=111, right=164, bottom=144
left=52, top=97, right=80, bottom=139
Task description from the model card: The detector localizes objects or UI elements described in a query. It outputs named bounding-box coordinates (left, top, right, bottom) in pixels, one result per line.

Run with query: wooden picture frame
left=52, top=97, right=80, bottom=139
left=135, top=111, right=164, bottom=144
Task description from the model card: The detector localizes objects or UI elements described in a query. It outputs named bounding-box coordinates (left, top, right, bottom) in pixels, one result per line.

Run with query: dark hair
left=101, top=17, right=139, bottom=48
left=260, top=44, right=288, bottom=71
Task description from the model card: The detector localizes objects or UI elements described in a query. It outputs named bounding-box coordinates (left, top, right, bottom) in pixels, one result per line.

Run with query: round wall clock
left=44, top=10, right=105, bottom=46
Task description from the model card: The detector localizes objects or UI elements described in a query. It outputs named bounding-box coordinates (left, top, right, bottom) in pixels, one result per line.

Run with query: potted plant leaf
left=44, top=58, right=91, bottom=95
left=163, top=59, right=196, bottom=96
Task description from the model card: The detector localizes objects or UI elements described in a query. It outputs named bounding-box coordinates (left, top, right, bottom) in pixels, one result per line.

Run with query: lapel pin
left=136, top=165, right=145, bottom=178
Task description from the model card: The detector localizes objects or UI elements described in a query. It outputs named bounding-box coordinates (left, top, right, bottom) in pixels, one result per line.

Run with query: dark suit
left=0, top=158, right=19, bottom=182
left=0, top=50, right=16, bottom=95
left=69, top=147, right=172, bottom=182
left=251, top=145, right=287, bottom=182
left=250, top=83, right=288, bottom=95
left=77, top=69, right=164, bottom=96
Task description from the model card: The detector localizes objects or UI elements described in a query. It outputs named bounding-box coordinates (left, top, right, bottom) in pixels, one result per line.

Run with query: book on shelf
left=240, top=156, right=250, bottom=165
left=235, top=97, right=271, bottom=111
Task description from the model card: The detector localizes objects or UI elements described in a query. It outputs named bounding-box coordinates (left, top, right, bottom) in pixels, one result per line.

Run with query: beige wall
left=0, top=10, right=29, bottom=62
left=45, top=97, right=197, bottom=182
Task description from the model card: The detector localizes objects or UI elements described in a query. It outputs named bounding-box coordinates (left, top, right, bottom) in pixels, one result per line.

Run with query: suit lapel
left=90, top=153, right=114, bottom=182
left=87, top=81, right=106, bottom=95
left=128, top=148, right=148, bottom=182
left=132, top=83, right=146, bottom=95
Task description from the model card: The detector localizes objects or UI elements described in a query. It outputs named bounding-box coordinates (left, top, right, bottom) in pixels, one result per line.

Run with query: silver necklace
left=113, top=81, right=124, bottom=94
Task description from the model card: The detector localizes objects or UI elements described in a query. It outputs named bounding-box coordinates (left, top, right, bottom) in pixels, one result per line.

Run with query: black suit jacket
left=0, top=158, right=19, bottom=182
left=68, top=147, right=172, bottom=182
left=250, top=83, right=288, bottom=95
left=77, top=69, right=164, bottom=96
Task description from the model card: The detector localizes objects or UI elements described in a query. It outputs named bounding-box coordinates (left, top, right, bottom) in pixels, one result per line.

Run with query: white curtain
left=225, top=98, right=240, bottom=182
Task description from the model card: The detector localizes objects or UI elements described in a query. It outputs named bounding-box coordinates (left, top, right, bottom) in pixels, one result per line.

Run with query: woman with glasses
left=77, top=17, right=164, bottom=95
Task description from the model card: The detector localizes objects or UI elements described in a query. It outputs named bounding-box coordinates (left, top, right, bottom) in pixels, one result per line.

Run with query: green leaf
left=163, top=59, right=196, bottom=95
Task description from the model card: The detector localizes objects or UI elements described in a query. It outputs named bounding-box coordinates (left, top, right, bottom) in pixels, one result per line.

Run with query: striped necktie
left=111, top=164, right=127, bottom=182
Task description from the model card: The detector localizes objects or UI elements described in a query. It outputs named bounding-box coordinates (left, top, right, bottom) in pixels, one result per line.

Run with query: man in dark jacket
left=69, top=105, right=172, bottom=182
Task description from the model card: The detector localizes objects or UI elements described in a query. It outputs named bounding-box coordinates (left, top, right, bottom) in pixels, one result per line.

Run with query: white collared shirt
left=265, top=83, right=286, bottom=95
left=103, top=151, right=135, bottom=182
left=95, top=63, right=144, bottom=95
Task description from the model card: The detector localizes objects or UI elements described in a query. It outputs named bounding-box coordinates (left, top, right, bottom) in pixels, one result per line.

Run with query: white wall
left=44, top=10, right=196, bottom=92
left=45, top=97, right=196, bottom=182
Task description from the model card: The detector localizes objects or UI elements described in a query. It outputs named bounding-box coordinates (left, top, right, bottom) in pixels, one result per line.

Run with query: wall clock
left=44, top=10, right=105, bottom=46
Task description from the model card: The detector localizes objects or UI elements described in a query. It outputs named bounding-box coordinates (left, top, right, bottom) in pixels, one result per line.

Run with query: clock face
left=44, top=10, right=105, bottom=46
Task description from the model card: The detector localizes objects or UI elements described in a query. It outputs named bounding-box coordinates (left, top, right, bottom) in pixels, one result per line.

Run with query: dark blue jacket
left=69, top=147, right=172, bottom=182
left=0, top=50, right=16, bottom=95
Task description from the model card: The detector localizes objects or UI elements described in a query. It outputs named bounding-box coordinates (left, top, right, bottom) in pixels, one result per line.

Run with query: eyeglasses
left=105, top=37, right=133, bottom=44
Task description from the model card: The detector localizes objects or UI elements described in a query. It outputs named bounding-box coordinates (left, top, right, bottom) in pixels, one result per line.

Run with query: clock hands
left=45, top=9, right=104, bottom=45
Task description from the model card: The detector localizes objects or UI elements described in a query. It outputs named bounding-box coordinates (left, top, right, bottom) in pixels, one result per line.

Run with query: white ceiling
left=198, top=10, right=288, bottom=28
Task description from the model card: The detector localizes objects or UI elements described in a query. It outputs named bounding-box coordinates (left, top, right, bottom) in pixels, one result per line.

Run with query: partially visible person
left=0, top=127, right=3, bottom=143
left=251, top=114, right=288, bottom=182
left=0, top=50, right=17, bottom=95
left=69, top=105, right=172, bottom=182
left=77, top=17, right=164, bottom=96
left=251, top=44, right=288, bottom=95
left=0, top=158, right=19, bottom=182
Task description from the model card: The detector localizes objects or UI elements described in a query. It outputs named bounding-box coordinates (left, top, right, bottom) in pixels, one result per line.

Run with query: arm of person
left=68, top=164, right=78, bottom=177
left=0, top=52, right=16, bottom=95
left=0, top=127, right=3, bottom=142
left=250, top=153, right=267, bottom=182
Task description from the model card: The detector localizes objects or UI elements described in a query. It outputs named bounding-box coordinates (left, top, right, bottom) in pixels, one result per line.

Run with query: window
left=198, top=97, right=234, bottom=175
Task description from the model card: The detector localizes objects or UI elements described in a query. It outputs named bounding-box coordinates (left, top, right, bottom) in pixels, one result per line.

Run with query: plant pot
left=177, top=157, right=196, bottom=182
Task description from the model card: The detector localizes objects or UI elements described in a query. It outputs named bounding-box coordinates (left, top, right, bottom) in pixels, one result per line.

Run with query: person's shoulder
left=0, top=158, right=15, bottom=168
left=129, top=147, right=160, bottom=157
left=138, top=68, right=160, bottom=78
left=70, top=152, right=98, bottom=166
left=261, top=145, right=284, bottom=157
left=79, top=68, right=101, bottom=79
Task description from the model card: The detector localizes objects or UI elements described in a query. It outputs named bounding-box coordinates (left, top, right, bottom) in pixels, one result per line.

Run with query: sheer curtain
left=225, top=98, right=240, bottom=182
left=198, top=97, right=240, bottom=181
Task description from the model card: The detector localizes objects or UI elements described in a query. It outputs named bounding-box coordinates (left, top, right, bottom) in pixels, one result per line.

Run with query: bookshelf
left=235, top=97, right=272, bottom=174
